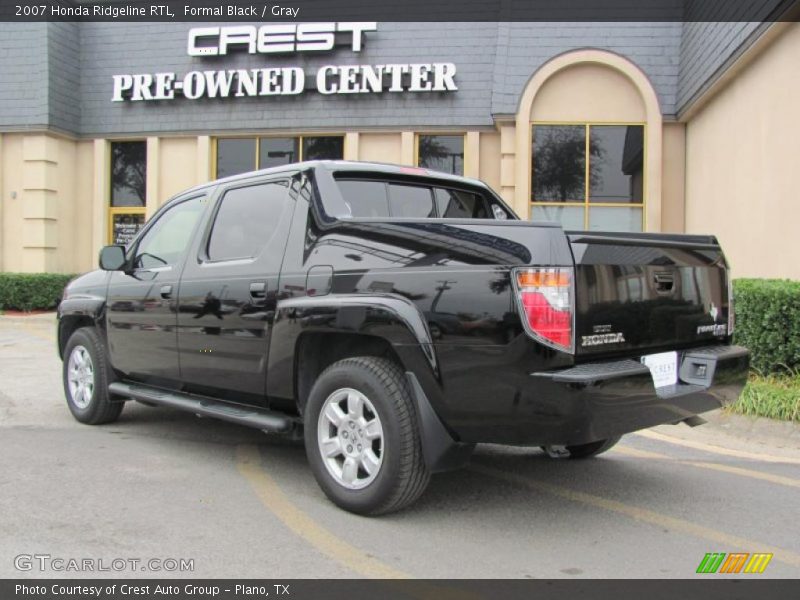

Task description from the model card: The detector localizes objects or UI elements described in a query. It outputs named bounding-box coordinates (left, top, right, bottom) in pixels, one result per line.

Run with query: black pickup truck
left=58, top=161, right=749, bottom=514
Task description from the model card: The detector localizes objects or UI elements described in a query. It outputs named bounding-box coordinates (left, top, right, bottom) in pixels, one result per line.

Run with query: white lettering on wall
left=183, top=72, right=205, bottom=99
left=153, top=73, right=176, bottom=100
left=204, top=70, right=235, bottom=98
left=112, top=64, right=458, bottom=102
left=112, top=75, right=133, bottom=102
left=433, top=63, right=457, bottom=92
left=113, top=23, right=458, bottom=102
left=187, top=23, right=377, bottom=57
left=316, top=66, right=338, bottom=95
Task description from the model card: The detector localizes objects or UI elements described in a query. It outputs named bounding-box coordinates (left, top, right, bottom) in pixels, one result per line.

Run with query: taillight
left=512, top=267, right=575, bottom=353
left=727, top=272, right=735, bottom=336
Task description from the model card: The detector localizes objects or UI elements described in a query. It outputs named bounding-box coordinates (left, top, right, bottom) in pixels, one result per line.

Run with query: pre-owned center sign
left=111, top=22, right=458, bottom=102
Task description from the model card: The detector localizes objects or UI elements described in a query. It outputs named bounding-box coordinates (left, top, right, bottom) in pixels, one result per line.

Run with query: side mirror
left=99, top=245, right=127, bottom=271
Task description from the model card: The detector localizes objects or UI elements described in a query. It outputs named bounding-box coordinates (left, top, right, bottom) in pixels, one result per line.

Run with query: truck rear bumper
left=459, top=344, right=749, bottom=446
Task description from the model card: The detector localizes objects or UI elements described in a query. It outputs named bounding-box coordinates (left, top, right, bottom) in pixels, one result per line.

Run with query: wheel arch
left=293, top=331, right=404, bottom=416
left=57, top=298, right=106, bottom=359
left=267, top=293, right=440, bottom=412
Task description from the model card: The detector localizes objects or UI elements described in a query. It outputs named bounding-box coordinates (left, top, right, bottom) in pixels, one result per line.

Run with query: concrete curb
left=652, top=409, right=800, bottom=456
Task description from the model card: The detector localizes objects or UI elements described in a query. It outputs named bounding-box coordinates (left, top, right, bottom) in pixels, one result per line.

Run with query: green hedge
left=733, top=279, right=800, bottom=374
left=0, top=273, right=75, bottom=312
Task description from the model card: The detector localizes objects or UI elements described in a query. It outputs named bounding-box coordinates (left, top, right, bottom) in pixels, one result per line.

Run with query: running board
left=108, top=382, right=296, bottom=433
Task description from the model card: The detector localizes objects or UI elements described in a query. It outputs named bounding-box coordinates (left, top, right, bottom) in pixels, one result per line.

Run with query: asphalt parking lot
left=1, top=314, right=799, bottom=579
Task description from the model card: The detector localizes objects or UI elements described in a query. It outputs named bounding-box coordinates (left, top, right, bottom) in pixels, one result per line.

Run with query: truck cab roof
left=192, top=160, right=491, bottom=194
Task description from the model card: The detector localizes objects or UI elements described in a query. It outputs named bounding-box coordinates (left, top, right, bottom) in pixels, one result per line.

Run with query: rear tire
left=543, top=436, right=621, bottom=459
left=62, top=328, right=124, bottom=425
left=304, top=356, right=430, bottom=515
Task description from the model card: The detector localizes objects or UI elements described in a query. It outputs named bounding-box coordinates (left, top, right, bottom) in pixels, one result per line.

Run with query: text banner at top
left=2, top=0, right=800, bottom=22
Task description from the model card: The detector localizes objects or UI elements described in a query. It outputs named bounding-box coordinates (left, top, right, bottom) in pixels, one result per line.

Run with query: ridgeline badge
left=697, top=303, right=726, bottom=336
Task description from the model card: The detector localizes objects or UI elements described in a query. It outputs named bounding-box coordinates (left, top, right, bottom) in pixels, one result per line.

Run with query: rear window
left=336, top=178, right=496, bottom=219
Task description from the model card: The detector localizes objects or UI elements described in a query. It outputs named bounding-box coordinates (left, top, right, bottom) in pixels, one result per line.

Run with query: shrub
left=729, top=371, right=800, bottom=422
left=0, top=272, right=76, bottom=312
left=733, top=278, right=800, bottom=374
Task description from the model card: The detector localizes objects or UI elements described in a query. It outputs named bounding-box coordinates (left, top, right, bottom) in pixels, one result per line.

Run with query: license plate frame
left=641, top=351, right=678, bottom=389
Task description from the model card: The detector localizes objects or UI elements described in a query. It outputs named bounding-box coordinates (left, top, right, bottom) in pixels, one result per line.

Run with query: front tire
left=304, top=357, right=430, bottom=515
left=63, top=328, right=124, bottom=425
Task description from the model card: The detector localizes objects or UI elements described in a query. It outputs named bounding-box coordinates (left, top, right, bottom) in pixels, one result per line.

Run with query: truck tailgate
left=567, top=232, right=732, bottom=358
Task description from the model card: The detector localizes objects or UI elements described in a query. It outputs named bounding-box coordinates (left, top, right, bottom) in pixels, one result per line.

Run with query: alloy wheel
left=316, top=387, right=384, bottom=490
left=67, top=345, right=95, bottom=409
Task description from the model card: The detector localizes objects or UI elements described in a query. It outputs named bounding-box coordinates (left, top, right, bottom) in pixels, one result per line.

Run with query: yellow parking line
left=613, top=445, right=800, bottom=489
left=634, top=429, right=800, bottom=465
left=237, top=445, right=487, bottom=599
left=470, top=463, right=800, bottom=569
left=235, top=444, right=410, bottom=579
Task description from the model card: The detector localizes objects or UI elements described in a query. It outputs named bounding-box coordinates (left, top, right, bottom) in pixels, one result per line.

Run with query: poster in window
left=112, top=213, right=145, bottom=247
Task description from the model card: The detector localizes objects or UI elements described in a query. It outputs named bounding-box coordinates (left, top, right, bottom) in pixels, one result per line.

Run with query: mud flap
left=405, top=372, right=475, bottom=473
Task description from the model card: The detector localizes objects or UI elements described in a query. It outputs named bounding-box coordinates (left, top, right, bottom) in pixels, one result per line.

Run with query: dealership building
left=0, top=16, right=798, bottom=278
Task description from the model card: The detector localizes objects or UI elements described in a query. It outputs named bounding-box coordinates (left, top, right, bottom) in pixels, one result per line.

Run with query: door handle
left=160, top=284, right=173, bottom=299
left=249, top=281, right=267, bottom=298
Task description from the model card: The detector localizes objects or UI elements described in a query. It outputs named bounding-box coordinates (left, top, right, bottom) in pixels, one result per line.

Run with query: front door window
left=133, top=196, right=206, bottom=270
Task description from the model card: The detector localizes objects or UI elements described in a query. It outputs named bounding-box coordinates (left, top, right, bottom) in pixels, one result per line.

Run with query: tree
left=419, top=136, right=463, bottom=174
left=111, top=142, right=146, bottom=206
left=532, top=126, right=603, bottom=201
left=303, top=137, right=344, bottom=161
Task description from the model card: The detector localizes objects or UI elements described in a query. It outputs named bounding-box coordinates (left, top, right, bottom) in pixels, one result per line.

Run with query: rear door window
left=206, top=181, right=291, bottom=261
left=387, top=183, right=435, bottom=218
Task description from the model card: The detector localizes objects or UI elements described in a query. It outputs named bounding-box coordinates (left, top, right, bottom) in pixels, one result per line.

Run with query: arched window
left=515, top=50, right=662, bottom=232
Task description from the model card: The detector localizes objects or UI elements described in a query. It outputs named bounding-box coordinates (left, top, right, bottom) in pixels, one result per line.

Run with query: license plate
left=641, top=351, right=678, bottom=389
